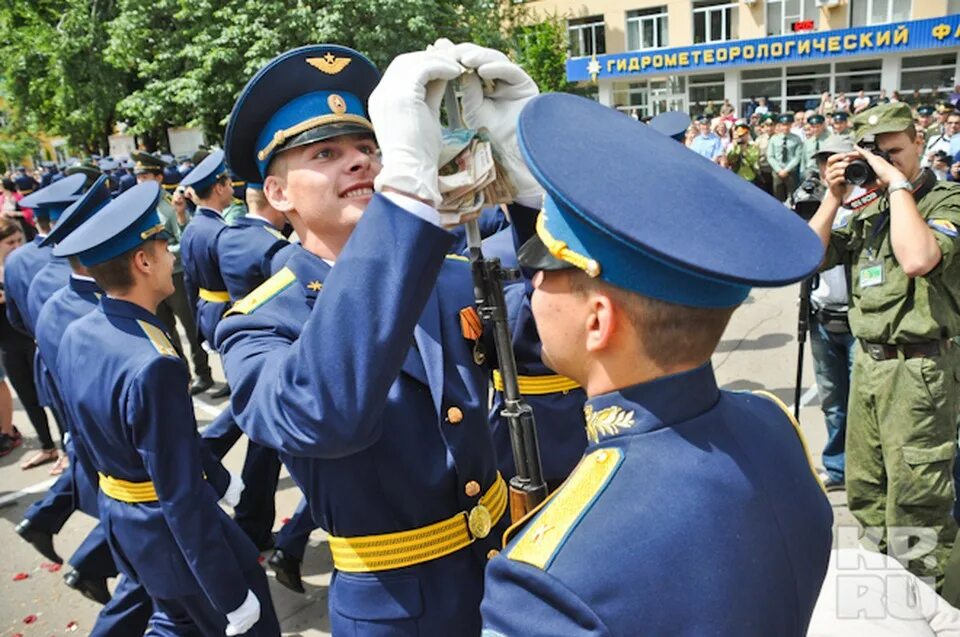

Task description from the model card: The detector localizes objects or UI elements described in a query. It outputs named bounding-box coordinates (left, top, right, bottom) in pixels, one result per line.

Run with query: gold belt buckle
left=468, top=504, right=492, bottom=539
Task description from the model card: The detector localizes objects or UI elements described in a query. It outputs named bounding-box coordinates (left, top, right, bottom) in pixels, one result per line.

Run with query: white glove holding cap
left=449, top=42, right=543, bottom=207
left=370, top=50, right=463, bottom=207
left=225, top=589, right=260, bottom=636
left=218, top=471, right=244, bottom=508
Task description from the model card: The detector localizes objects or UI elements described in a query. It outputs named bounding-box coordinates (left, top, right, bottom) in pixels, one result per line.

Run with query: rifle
left=443, top=84, right=548, bottom=522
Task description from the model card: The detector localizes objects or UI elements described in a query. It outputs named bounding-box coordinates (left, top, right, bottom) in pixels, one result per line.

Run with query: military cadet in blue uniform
left=53, top=181, right=278, bottom=637
left=4, top=174, right=85, bottom=474
left=216, top=43, right=548, bottom=633
left=14, top=166, right=39, bottom=195
left=179, top=149, right=234, bottom=348
left=32, top=176, right=154, bottom=630
left=479, top=93, right=833, bottom=636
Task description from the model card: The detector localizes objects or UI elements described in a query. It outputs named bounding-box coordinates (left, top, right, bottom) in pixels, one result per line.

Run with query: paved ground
left=0, top=282, right=854, bottom=636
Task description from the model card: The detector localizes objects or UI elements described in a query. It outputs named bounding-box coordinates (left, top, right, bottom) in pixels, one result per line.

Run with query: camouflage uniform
left=824, top=104, right=960, bottom=590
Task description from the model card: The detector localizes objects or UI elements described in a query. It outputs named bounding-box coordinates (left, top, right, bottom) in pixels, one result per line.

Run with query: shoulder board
left=445, top=253, right=469, bottom=262
left=507, top=447, right=622, bottom=570
left=752, top=390, right=825, bottom=493
left=262, top=225, right=286, bottom=241
left=225, top=267, right=296, bottom=317
left=136, top=320, right=179, bottom=358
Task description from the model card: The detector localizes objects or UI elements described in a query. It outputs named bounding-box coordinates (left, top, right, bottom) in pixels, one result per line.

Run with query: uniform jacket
left=216, top=215, right=288, bottom=302
left=216, top=195, right=508, bottom=632
left=4, top=235, right=53, bottom=336
left=824, top=170, right=960, bottom=343
left=767, top=132, right=804, bottom=175
left=57, top=297, right=251, bottom=611
left=180, top=207, right=229, bottom=344
left=481, top=363, right=834, bottom=637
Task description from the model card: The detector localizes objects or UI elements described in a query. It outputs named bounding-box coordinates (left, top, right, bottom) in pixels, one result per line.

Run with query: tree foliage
left=0, top=0, right=576, bottom=154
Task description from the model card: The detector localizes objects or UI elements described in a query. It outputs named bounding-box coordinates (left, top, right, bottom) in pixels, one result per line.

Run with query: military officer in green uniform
left=808, top=102, right=960, bottom=592
left=830, top=111, right=854, bottom=145
left=766, top=113, right=803, bottom=202
left=802, top=114, right=831, bottom=178
left=131, top=151, right=213, bottom=393
left=916, top=105, right=935, bottom=139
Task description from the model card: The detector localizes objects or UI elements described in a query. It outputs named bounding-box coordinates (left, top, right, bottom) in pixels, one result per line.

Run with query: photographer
left=807, top=103, right=960, bottom=595
left=726, top=120, right=760, bottom=184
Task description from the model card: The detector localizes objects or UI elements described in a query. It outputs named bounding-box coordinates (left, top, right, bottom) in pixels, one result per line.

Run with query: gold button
left=447, top=406, right=464, bottom=424
left=465, top=480, right=481, bottom=497
left=595, top=450, right=608, bottom=463
left=468, top=504, right=492, bottom=539
left=487, top=549, right=499, bottom=560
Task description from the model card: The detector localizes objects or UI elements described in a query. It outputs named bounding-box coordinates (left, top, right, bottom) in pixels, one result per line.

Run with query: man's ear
left=263, top=174, right=294, bottom=213
left=584, top=291, right=617, bottom=354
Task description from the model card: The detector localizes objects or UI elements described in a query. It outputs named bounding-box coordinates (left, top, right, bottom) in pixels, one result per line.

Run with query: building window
left=786, top=64, right=831, bottom=113
left=614, top=76, right=686, bottom=119
left=900, top=52, right=958, bottom=96
left=693, top=0, right=738, bottom=44
left=741, top=68, right=783, bottom=114
left=834, top=59, right=882, bottom=101
left=613, top=81, right=649, bottom=118
left=766, top=0, right=819, bottom=37
left=950, top=0, right=960, bottom=13
left=626, top=6, right=669, bottom=51
left=568, top=16, right=606, bottom=58
left=689, top=73, right=726, bottom=115
left=849, top=0, right=911, bottom=27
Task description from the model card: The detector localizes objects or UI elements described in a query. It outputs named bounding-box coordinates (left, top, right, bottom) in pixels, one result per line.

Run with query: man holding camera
left=726, top=120, right=760, bottom=184
left=808, top=102, right=960, bottom=593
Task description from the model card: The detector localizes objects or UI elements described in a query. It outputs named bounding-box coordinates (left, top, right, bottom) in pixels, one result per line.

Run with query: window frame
left=568, top=16, right=606, bottom=59
left=626, top=6, right=669, bottom=52
left=692, top=0, right=738, bottom=45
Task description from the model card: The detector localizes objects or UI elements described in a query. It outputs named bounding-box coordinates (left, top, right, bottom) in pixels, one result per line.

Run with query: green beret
left=851, top=103, right=914, bottom=143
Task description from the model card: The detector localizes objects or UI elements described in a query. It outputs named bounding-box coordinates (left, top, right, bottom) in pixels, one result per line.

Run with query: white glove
left=218, top=471, right=244, bottom=508
left=225, top=589, right=260, bottom=636
left=450, top=42, right=543, bottom=207
left=369, top=50, right=463, bottom=207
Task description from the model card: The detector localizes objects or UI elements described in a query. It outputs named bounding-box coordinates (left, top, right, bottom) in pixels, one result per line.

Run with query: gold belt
left=328, top=473, right=507, bottom=573
left=493, top=370, right=581, bottom=395
left=198, top=288, right=231, bottom=303
left=99, top=473, right=159, bottom=503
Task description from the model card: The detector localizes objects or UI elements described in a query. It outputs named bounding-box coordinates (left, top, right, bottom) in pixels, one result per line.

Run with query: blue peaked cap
left=648, top=111, right=691, bottom=142
left=516, top=94, right=823, bottom=309
left=225, top=45, right=380, bottom=182
left=19, top=173, right=86, bottom=222
left=53, top=181, right=172, bottom=266
left=41, top=175, right=112, bottom=247
left=180, top=149, right=228, bottom=192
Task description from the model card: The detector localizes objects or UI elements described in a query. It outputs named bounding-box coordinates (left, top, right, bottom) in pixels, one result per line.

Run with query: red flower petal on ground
left=13, top=572, right=29, bottom=581
left=66, top=620, right=78, bottom=631
left=23, top=614, right=37, bottom=623
left=40, top=562, right=61, bottom=572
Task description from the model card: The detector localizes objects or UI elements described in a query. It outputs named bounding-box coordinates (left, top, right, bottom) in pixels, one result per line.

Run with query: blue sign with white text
left=567, top=14, right=960, bottom=82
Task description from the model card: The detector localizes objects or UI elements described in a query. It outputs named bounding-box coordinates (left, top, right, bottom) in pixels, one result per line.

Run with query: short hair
left=246, top=188, right=269, bottom=215
left=0, top=217, right=21, bottom=241
left=2, top=178, right=15, bottom=192
left=569, top=272, right=737, bottom=367
left=193, top=173, right=231, bottom=201
left=87, top=246, right=139, bottom=293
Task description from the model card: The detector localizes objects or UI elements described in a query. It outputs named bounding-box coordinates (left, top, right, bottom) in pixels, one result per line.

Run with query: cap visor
left=518, top=234, right=574, bottom=272
left=278, top=122, right=375, bottom=155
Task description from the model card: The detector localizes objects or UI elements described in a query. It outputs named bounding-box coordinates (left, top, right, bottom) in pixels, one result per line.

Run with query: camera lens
left=844, top=159, right=873, bottom=186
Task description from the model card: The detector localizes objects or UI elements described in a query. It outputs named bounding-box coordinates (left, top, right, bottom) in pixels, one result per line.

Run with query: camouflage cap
left=851, top=103, right=914, bottom=143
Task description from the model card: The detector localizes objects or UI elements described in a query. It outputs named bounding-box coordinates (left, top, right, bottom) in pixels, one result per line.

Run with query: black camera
left=844, top=138, right=890, bottom=186
left=792, top=173, right=825, bottom=221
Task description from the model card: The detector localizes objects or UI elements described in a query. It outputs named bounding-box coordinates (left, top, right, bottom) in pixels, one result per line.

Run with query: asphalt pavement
left=0, top=281, right=854, bottom=636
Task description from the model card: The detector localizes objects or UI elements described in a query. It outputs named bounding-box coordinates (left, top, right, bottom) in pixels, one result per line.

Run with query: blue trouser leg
left=24, top=466, right=76, bottom=533
left=233, top=441, right=282, bottom=549
left=146, top=567, right=280, bottom=637
left=809, top=317, right=853, bottom=483
left=89, top=573, right=154, bottom=637
left=69, top=523, right=119, bottom=580
left=275, top=497, right=316, bottom=562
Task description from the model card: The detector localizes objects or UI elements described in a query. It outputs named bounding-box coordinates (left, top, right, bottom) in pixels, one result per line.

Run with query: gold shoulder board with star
left=507, top=448, right=623, bottom=570
left=225, top=267, right=297, bottom=317
left=752, top=390, right=825, bottom=493
left=137, top=320, right=179, bottom=358
left=306, top=53, right=351, bottom=75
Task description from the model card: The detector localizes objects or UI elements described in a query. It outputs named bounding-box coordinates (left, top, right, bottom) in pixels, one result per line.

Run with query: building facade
left=536, top=0, right=960, bottom=116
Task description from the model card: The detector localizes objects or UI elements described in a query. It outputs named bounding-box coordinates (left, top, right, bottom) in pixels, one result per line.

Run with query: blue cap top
left=516, top=94, right=823, bottom=309
left=808, top=114, right=825, bottom=125
left=648, top=111, right=691, bottom=142
left=19, top=173, right=86, bottom=222
left=917, top=105, right=935, bottom=116
left=180, top=149, right=228, bottom=192
left=40, top=175, right=112, bottom=247
left=225, top=45, right=380, bottom=182
left=53, top=181, right=171, bottom=266
left=831, top=111, right=849, bottom=121
left=778, top=113, right=795, bottom=124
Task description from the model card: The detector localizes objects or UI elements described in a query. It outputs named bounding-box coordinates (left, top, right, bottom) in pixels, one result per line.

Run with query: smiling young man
left=808, top=102, right=960, bottom=594
left=216, top=44, right=543, bottom=633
